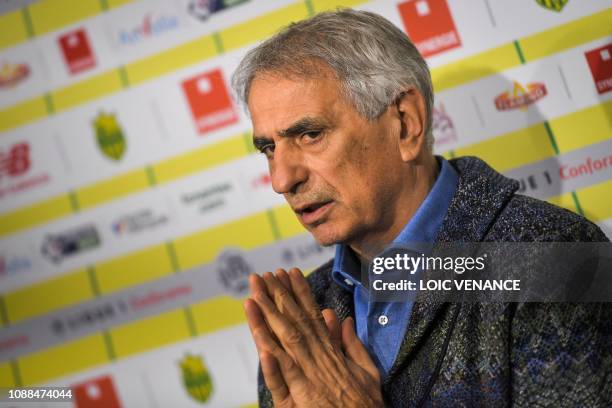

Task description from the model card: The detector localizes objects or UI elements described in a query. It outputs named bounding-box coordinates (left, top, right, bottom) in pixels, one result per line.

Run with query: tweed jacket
left=258, top=156, right=611, bottom=407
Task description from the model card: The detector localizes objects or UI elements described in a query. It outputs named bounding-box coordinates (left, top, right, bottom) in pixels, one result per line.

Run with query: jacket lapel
left=382, top=157, right=520, bottom=405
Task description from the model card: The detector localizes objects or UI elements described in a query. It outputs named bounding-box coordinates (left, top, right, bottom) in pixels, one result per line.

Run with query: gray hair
left=231, top=8, right=435, bottom=150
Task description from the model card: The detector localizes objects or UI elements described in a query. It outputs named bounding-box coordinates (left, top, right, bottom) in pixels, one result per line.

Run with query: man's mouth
left=295, top=201, right=333, bottom=225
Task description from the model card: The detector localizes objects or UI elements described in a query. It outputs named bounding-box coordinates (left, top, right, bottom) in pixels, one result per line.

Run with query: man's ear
left=395, top=87, right=427, bottom=162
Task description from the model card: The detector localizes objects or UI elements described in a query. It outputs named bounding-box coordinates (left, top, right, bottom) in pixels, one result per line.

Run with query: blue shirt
left=331, top=156, right=459, bottom=376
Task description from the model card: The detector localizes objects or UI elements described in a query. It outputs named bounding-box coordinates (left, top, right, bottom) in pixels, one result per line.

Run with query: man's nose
left=270, top=146, right=307, bottom=195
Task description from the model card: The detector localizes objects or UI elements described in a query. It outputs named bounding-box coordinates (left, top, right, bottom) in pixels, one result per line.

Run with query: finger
left=275, top=268, right=292, bottom=291
left=342, top=317, right=381, bottom=383
left=322, top=309, right=341, bottom=350
left=260, top=352, right=291, bottom=406
left=287, top=268, right=330, bottom=337
left=263, top=271, right=312, bottom=333
left=250, top=274, right=312, bottom=366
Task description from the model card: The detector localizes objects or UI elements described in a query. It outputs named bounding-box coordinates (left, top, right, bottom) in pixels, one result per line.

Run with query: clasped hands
left=244, top=268, right=384, bottom=407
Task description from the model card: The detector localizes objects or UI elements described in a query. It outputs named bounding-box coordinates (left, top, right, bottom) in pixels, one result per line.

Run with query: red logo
left=0, top=142, right=50, bottom=199
left=182, top=68, right=238, bottom=134
left=58, top=28, right=96, bottom=75
left=494, top=81, right=547, bottom=111
left=251, top=172, right=271, bottom=189
left=398, top=0, right=461, bottom=58
left=585, top=44, right=612, bottom=95
left=72, top=375, right=121, bottom=408
left=0, top=62, right=30, bottom=89
left=0, top=142, right=30, bottom=179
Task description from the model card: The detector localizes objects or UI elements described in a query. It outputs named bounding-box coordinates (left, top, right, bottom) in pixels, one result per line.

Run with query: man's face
left=248, top=71, right=409, bottom=248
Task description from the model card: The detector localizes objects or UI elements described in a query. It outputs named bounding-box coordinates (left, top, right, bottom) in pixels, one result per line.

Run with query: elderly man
left=231, top=9, right=610, bottom=407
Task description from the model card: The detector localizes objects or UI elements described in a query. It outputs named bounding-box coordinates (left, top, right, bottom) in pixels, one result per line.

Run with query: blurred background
left=0, top=0, right=610, bottom=406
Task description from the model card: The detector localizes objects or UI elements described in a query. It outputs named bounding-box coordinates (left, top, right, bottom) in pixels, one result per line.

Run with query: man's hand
left=244, top=268, right=383, bottom=407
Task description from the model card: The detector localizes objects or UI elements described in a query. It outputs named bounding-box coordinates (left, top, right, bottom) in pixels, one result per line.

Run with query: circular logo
left=216, top=249, right=253, bottom=297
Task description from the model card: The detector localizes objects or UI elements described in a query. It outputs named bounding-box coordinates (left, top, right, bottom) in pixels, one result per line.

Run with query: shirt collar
left=331, top=156, right=459, bottom=292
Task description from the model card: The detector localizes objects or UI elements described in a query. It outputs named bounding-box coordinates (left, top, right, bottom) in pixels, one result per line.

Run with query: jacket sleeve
left=511, top=221, right=612, bottom=406
left=257, top=362, right=273, bottom=407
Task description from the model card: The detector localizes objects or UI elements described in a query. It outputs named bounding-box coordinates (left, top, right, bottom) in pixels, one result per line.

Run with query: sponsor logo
left=58, top=28, right=96, bottom=75
left=560, top=154, right=612, bottom=181
left=41, top=224, right=101, bottom=263
left=535, top=0, right=568, bottom=12
left=51, top=302, right=119, bottom=335
left=516, top=170, right=554, bottom=194
left=281, top=241, right=328, bottom=265
left=0, top=61, right=30, bottom=89
left=112, top=209, right=168, bottom=235
left=0, top=142, right=50, bottom=199
left=0, top=255, right=32, bottom=278
left=216, top=249, right=253, bottom=297
left=179, top=353, right=213, bottom=403
left=181, top=182, right=232, bottom=213
left=251, top=172, right=271, bottom=189
left=432, top=103, right=458, bottom=148
left=494, top=81, right=547, bottom=111
left=398, top=0, right=461, bottom=58
left=188, top=0, right=249, bottom=21
left=118, top=13, right=179, bottom=45
left=129, top=284, right=193, bottom=311
left=585, top=44, right=612, bottom=95
left=0, top=334, right=29, bottom=353
left=182, top=69, right=238, bottom=134
left=72, top=375, right=121, bottom=408
left=93, top=112, right=127, bottom=161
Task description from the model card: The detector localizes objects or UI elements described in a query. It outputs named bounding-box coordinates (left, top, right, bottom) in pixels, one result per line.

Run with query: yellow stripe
left=272, top=205, right=305, bottom=239
left=125, top=35, right=217, bottom=86
left=18, top=334, right=107, bottom=385
left=520, top=8, right=612, bottom=62
left=76, top=168, right=150, bottom=210
left=0, top=97, right=48, bottom=132
left=5, top=268, right=94, bottom=323
left=311, top=0, right=367, bottom=11
left=153, top=136, right=248, bottom=184
left=109, top=309, right=191, bottom=358
left=107, top=0, right=133, bottom=9
left=220, top=2, right=309, bottom=52
left=96, top=244, right=174, bottom=295
left=431, top=43, right=520, bottom=92
left=191, top=296, right=246, bottom=335
left=52, top=69, right=124, bottom=113
left=549, top=100, right=612, bottom=154
left=0, top=10, right=28, bottom=50
left=0, top=195, right=73, bottom=238
left=576, top=180, right=612, bottom=222
left=0, top=362, right=15, bottom=389
left=454, top=124, right=555, bottom=173
left=174, top=212, right=275, bottom=270
left=27, top=0, right=101, bottom=36
left=547, top=192, right=578, bottom=214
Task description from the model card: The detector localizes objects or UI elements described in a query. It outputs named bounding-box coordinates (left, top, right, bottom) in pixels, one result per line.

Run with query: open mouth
left=296, top=201, right=333, bottom=224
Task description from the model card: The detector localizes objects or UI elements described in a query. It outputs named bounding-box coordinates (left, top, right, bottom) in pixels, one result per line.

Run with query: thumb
left=341, top=317, right=381, bottom=383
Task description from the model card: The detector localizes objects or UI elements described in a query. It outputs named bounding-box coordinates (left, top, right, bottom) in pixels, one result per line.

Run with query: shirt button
left=344, top=278, right=353, bottom=286
left=378, top=315, right=389, bottom=326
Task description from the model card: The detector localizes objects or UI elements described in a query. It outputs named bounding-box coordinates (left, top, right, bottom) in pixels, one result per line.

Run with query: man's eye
left=260, top=144, right=275, bottom=156
left=301, top=131, right=322, bottom=142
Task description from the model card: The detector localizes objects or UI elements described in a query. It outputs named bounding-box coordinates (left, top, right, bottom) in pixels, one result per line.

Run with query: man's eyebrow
left=252, top=117, right=328, bottom=151
left=279, top=117, right=327, bottom=137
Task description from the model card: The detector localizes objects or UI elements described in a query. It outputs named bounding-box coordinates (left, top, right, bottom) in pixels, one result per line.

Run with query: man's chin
left=306, top=224, right=346, bottom=247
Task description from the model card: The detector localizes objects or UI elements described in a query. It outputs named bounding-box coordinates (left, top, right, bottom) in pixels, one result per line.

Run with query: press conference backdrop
left=0, top=0, right=610, bottom=406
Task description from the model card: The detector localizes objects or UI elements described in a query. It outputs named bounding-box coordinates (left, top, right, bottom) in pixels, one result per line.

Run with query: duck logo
left=535, top=0, right=568, bottom=12
left=494, top=81, right=547, bottom=111
left=180, top=353, right=213, bottom=403
left=93, top=112, right=126, bottom=161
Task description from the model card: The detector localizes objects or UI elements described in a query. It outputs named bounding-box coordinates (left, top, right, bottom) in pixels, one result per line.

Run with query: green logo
left=535, top=0, right=568, bottom=12
left=179, top=353, right=213, bottom=403
left=93, top=112, right=126, bottom=161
